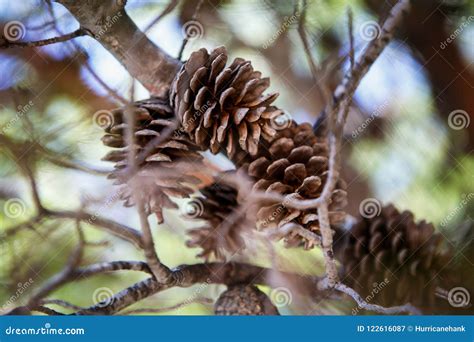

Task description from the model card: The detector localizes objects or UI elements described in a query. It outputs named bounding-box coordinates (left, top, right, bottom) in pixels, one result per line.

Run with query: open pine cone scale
left=238, top=122, right=348, bottom=248
left=171, top=46, right=282, bottom=159
left=101, top=98, right=203, bottom=223
left=337, top=204, right=452, bottom=311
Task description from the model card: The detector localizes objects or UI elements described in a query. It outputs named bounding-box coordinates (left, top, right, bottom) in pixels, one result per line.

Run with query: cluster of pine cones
left=102, top=46, right=346, bottom=256
left=101, top=46, right=470, bottom=314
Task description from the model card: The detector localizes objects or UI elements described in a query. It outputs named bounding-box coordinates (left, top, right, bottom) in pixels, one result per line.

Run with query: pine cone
left=238, top=122, right=347, bottom=249
left=101, top=97, right=202, bottom=223
left=170, top=46, right=282, bottom=159
left=186, top=179, right=247, bottom=260
left=214, top=285, right=279, bottom=315
left=338, top=204, right=451, bottom=310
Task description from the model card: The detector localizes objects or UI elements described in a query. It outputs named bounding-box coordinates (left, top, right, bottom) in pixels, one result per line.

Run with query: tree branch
left=0, top=28, right=88, bottom=49
left=45, top=209, right=144, bottom=248
left=56, top=0, right=181, bottom=97
left=326, top=281, right=421, bottom=315
left=73, top=262, right=321, bottom=315
left=2, top=209, right=143, bottom=249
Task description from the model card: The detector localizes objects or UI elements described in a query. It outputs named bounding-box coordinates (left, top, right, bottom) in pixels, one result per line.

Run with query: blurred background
left=0, top=0, right=472, bottom=315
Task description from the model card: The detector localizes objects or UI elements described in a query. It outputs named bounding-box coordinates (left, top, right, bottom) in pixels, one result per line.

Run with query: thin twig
left=177, top=0, right=204, bottom=60
left=45, top=209, right=144, bottom=248
left=322, top=281, right=421, bottom=315
left=25, top=221, right=85, bottom=310
left=42, top=153, right=112, bottom=175
left=0, top=28, right=88, bottom=49
left=74, top=261, right=151, bottom=278
left=144, top=0, right=179, bottom=33
left=24, top=165, right=43, bottom=213
left=123, top=102, right=172, bottom=284
left=31, top=306, right=65, bottom=315
left=347, top=8, right=355, bottom=71
left=120, top=297, right=213, bottom=315
left=267, top=222, right=322, bottom=247
left=296, top=0, right=331, bottom=106
left=39, top=299, right=87, bottom=311
left=269, top=0, right=411, bottom=212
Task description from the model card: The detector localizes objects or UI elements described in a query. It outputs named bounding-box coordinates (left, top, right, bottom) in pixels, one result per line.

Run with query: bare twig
left=296, top=0, right=331, bottom=106
left=74, top=261, right=151, bottom=278
left=136, top=199, right=172, bottom=283
left=123, top=101, right=172, bottom=284
left=120, top=297, right=213, bottom=315
left=267, top=0, right=411, bottom=212
left=267, top=222, right=322, bottom=247
left=42, top=153, right=112, bottom=175
left=321, top=281, right=421, bottom=315
left=144, top=0, right=179, bottom=33
left=25, top=221, right=85, bottom=310
left=178, top=0, right=204, bottom=60
left=0, top=28, right=88, bottom=49
left=347, top=8, right=355, bottom=71
left=332, top=0, right=411, bottom=118
left=24, top=165, right=43, bottom=213
left=45, top=209, right=144, bottom=248
left=39, top=299, right=87, bottom=311
left=31, top=306, right=65, bottom=315
left=277, top=0, right=411, bottom=289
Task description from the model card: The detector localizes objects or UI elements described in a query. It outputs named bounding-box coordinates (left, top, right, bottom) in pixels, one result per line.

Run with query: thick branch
left=56, top=0, right=181, bottom=97
left=74, top=262, right=320, bottom=315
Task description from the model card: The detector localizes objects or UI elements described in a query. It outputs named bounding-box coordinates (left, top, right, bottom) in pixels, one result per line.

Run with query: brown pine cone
left=185, top=179, right=247, bottom=260
left=338, top=204, right=451, bottom=311
left=101, top=97, right=202, bottom=223
left=170, top=46, right=282, bottom=159
left=238, top=122, right=347, bottom=249
left=214, top=285, right=279, bottom=315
